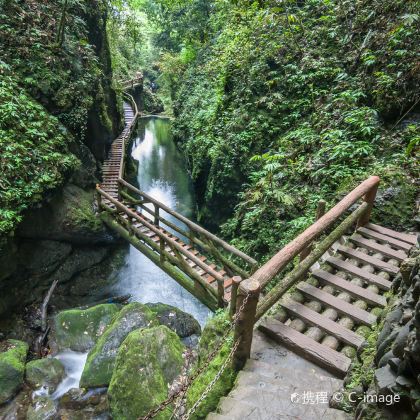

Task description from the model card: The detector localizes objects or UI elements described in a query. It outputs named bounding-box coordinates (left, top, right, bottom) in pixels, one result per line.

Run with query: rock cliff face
left=83, top=0, right=122, bottom=161
left=0, top=0, right=124, bottom=317
left=343, top=246, right=420, bottom=418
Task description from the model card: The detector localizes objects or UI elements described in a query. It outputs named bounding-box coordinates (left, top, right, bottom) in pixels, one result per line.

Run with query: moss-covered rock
left=80, top=303, right=158, bottom=388
left=25, top=358, right=65, bottom=392
left=52, top=304, right=120, bottom=352
left=146, top=302, right=201, bottom=338
left=197, top=311, right=230, bottom=361
left=0, top=339, right=28, bottom=404
left=185, top=311, right=237, bottom=418
left=108, top=325, right=184, bottom=420
left=17, top=184, right=112, bottom=245
left=26, top=396, right=57, bottom=420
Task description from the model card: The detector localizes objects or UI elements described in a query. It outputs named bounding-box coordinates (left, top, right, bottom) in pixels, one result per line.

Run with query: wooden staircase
left=258, top=223, right=417, bottom=378
left=97, top=96, right=257, bottom=310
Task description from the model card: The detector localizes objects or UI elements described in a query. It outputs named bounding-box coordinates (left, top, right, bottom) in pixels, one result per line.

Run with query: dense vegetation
left=0, top=0, right=119, bottom=237
left=144, top=0, right=419, bottom=260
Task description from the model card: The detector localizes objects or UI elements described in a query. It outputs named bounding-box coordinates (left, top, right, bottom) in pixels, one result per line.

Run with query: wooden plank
left=281, top=299, right=365, bottom=348
left=311, top=269, right=387, bottom=307
left=366, top=223, right=417, bottom=245
left=296, top=282, right=376, bottom=326
left=326, top=256, right=392, bottom=291
left=336, top=246, right=398, bottom=275
left=357, top=227, right=412, bottom=251
left=349, top=234, right=407, bottom=262
left=258, top=319, right=351, bottom=378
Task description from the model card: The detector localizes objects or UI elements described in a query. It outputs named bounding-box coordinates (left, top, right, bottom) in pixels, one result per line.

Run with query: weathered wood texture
left=250, top=176, right=380, bottom=289
left=258, top=319, right=352, bottom=378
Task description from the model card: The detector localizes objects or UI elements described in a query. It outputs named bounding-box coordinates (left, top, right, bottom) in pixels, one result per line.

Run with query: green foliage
left=0, top=69, right=78, bottom=235
left=0, top=0, right=109, bottom=141
left=150, top=0, right=419, bottom=259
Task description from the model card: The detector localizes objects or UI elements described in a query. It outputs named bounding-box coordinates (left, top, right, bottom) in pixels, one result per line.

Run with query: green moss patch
left=0, top=339, right=28, bottom=404
left=108, top=325, right=184, bottom=420
left=52, top=304, right=120, bottom=352
left=80, top=303, right=158, bottom=388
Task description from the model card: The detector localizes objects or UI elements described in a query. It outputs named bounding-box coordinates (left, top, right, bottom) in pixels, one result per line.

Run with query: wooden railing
left=232, top=176, right=380, bottom=369
left=119, top=74, right=143, bottom=90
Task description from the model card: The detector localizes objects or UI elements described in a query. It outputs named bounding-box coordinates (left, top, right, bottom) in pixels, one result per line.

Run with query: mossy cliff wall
left=0, top=0, right=124, bottom=317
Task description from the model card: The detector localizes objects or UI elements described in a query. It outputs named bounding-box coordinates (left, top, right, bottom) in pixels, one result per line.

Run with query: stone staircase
left=207, top=223, right=417, bottom=419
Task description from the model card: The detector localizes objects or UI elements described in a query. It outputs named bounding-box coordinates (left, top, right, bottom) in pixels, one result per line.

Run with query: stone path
left=208, top=330, right=351, bottom=419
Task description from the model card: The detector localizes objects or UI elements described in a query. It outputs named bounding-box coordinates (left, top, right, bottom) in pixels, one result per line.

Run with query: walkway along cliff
left=96, top=80, right=257, bottom=311
left=95, top=77, right=418, bottom=419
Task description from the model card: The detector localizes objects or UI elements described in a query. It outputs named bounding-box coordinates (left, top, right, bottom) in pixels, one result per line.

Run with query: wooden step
left=281, top=299, right=365, bottom=348
left=326, top=256, right=392, bottom=291
left=259, top=319, right=351, bottom=378
left=366, top=223, right=417, bottom=245
left=296, top=282, right=376, bottom=326
left=336, top=246, right=399, bottom=275
left=350, top=234, right=407, bottom=261
left=357, top=227, right=412, bottom=252
left=311, top=269, right=387, bottom=307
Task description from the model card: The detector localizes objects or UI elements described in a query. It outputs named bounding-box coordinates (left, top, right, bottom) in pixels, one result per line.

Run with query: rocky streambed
left=0, top=301, right=206, bottom=419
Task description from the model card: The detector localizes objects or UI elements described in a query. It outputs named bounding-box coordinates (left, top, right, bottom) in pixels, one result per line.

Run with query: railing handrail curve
left=118, top=178, right=258, bottom=267
left=250, top=175, right=380, bottom=289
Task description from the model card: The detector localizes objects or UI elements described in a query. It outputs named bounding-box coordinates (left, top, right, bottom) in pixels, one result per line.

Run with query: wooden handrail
left=251, top=176, right=380, bottom=289
left=254, top=202, right=369, bottom=320
left=118, top=178, right=258, bottom=267
left=97, top=188, right=226, bottom=287
left=118, top=93, right=139, bottom=184
left=232, top=176, right=380, bottom=370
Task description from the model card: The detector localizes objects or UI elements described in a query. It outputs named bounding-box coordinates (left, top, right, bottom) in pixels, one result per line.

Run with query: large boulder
left=25, top=357, right=65, bottom=393
left=146, top=302, right=201, bottom=338
left=0, top=339, right=28, bottom=404
left=80, top=303, right=158, bottom=388
left=51, top=304, right=120, bottom=352
left=108, top=325, right=184, bottom=420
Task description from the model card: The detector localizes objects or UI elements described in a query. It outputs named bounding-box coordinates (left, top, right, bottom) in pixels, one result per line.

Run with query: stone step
left=259, top=319, right=351, bottom=378
left=311, top=269, right=387, bottom=307
left=325, top=256, right=392, bottom=291
left=336, top=246, right=399, bottom=274
left=236, top=367, right=342, bottom=394
left=357, top=227, right=412, bottom=252
left=280, top=298, right=365, bottom=348
left=296, top=282, right=377, bottom=326
left=350, top=234, right=407, bottom=261
left=365, top=223, right=417, bottom=245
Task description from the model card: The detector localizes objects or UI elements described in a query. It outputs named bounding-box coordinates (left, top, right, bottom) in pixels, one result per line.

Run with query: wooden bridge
left=97, top=77, right=417, bottom=389
left=96, top=88, right=257, bottom=311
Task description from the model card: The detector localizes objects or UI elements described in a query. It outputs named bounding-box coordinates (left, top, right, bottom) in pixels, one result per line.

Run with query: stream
left=51, top=117, right=212, bottom=398
left=112, top=116, right=212, bottom=326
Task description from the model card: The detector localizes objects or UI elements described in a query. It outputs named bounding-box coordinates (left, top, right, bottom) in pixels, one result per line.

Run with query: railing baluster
left=229, top=276, right=242, bottom=318
left=154, top=204, right=160, bottom=226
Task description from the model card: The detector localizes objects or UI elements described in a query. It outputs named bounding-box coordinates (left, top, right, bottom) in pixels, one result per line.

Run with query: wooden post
left=154, top=204, right=160, bottom=226
left=160, top=238, right=165, bottom=263
left=357, top=182, right=378, bottom=227
left=232, top=278, right=260, bottom=371
left=229, top=276, right=242, bottom=318
left=96, top=187, right=102, bottom=211
left=217, top=279, right=225, bottom=309
left=300, top=199, right=326, bottom=261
